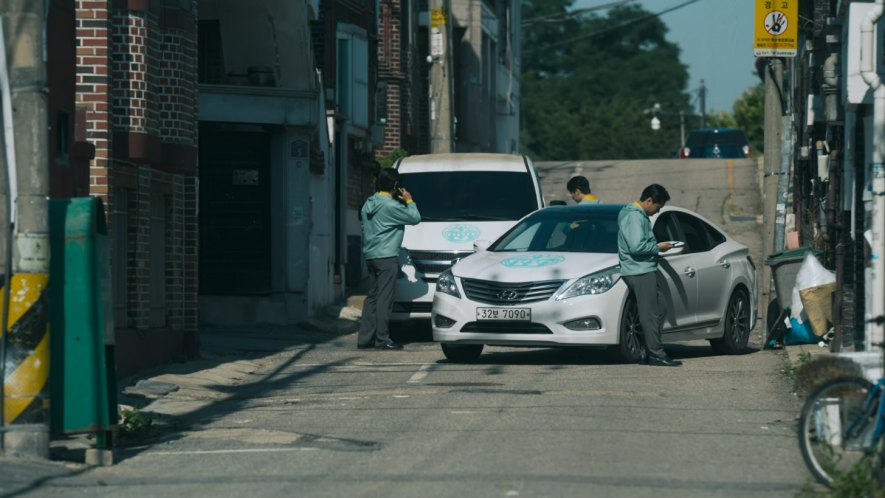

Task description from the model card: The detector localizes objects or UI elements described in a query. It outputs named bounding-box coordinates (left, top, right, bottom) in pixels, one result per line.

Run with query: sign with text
left=754, top=0, right=797, bottom=57
left=431, top=8, right=446, bottom=27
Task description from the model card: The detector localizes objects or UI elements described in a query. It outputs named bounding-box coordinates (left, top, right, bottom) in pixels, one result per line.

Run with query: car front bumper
left=431, top=287, right=626, bottom=347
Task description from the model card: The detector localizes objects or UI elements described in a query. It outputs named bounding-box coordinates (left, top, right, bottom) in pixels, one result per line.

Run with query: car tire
left=709, top=288, right=751, bottom=355
left=441, top=343, right=483, bottom=363
left=614, top=295, right=644, bottom=363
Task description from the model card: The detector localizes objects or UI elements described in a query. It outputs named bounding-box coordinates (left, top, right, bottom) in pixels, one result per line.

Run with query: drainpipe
left=860, top=0, right=885, bottom=350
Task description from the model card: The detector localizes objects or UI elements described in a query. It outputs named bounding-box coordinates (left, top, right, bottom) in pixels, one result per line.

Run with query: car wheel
left=441, top=343, right=483, bottom=363
left=709, top=288, right=751, bottom=354
left=615, top=296, right=644, bottom=363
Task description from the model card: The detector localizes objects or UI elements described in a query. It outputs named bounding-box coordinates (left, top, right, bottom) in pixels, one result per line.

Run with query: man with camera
left=357, top=168, right=421, bottom=350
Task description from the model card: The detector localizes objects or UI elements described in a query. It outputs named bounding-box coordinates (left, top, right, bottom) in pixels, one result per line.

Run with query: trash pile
left=766, top=251, right=836, bottom=349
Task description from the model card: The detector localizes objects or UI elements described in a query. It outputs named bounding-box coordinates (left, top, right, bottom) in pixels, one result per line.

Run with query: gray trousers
left=358, top=256, right=399, bottom=347
left=622, top=272, right=667, bottom=357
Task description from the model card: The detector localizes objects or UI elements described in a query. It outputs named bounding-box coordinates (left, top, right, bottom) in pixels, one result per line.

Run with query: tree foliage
left=520, top=1, right=693, bottom=160
left=732, top=83, right=764, bottom=153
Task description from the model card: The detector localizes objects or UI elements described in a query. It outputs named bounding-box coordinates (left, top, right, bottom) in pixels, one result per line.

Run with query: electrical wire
left=522, top=0, right=636, bottom=26
left=524, top=0, right=702, bottom=54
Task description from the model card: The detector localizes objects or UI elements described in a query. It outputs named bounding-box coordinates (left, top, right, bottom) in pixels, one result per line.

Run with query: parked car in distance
left=679, top=128, right=752, bottom=159
left=431, top=204, right=757, bottom=363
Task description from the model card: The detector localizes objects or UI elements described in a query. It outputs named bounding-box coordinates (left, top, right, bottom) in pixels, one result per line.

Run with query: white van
left=391, top=153, right=544, bottom=321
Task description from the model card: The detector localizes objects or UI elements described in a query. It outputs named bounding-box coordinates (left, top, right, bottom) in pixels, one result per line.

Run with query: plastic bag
left=791, top=253, right=835, bottom=324
left=789, top=253, right=836, bottom=336
left=794, top=253, right=836, bottom=290
left=785, top=318, right=818, bottom=345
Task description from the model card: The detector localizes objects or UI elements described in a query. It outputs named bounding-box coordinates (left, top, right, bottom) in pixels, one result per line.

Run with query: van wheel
left=441, top=344, right=483, bottom=363
left=709, top=289, right=750, bottom=354
left=614, top=296, right=644, bottom=363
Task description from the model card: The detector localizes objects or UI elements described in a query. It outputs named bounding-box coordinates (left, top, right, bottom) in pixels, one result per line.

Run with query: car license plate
left=475, top=308, right=531, bottom=321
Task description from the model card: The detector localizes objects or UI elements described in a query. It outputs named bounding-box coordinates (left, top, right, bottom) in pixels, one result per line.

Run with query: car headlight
left=555, top=266, right=621, bottom=300
left=436, top=269, right=461, bottom=298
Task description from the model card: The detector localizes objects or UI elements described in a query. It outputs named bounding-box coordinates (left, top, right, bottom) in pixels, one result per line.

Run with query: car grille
left=408, top=250, right=473, bottom=275
left=393, top=302, right=433, bottom=313
left=460, top=322, right=552, bottom=334
left=460, top=278, right=565, bottom=305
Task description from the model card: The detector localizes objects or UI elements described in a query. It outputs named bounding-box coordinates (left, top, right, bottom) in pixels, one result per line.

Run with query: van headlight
left=555, top=266, right=620, bottom=300
left=436, top=269, right=461, bottom=298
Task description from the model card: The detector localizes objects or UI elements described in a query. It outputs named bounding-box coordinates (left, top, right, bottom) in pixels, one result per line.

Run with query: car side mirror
left=474, top=239, right=491, bottom=252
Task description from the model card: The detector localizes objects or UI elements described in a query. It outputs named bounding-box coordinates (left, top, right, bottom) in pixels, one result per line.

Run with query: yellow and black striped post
left=2, top=272, right=50, bottom=458
left=2, top=273, right=49, bottom=429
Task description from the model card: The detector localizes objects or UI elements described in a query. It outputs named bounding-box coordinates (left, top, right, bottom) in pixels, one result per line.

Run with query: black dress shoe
left=648, top=355, right=682, bottom=367
left=376, top=342, right=404, bottom=350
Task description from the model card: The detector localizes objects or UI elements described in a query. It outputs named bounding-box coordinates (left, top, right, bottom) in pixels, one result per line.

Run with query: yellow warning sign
left=754, top=0, right=797, bottom=57
left=431, top=8, right=446, bottom=27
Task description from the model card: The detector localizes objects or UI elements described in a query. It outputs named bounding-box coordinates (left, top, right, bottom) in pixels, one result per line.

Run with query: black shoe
left=638, top=349, right=650, bottom=365
left=376, top=342, right=404, bottom=351
left=648, top=354, right=682, bottom=367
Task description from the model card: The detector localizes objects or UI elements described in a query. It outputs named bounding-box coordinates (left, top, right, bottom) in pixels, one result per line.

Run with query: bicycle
left=797, top=341, right=885, bottom=488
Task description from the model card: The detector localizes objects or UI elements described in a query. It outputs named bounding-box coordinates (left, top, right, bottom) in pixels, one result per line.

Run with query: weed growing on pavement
left=119, top=407, right=153, bottom=439
left=795, top=458, right=885, bottom=498
left=782, top=351, right=810, bottom=386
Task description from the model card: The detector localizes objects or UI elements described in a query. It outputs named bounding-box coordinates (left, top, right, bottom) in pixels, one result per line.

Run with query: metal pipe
left=0, top=17, right=14, bottom=449
left=859, top=0, right=885, bottom=350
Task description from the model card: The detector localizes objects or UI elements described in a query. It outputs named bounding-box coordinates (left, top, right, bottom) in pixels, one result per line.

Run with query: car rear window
left=686, top=130, right=748, bottom=147
left=399, top=171, right=538, bottom=222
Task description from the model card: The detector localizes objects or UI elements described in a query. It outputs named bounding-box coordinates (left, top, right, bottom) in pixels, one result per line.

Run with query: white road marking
left=406, top=363, right=434, bottom=384
left=144, top=447, right=318, bottom=456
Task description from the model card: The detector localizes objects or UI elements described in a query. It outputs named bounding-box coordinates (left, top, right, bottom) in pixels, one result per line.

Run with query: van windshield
left=399, top=171, right=538, bottom=221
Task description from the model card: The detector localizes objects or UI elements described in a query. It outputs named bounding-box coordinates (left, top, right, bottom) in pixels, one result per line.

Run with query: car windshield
left=399, top=171, right=538, bottom=221
left=490, top=210, right=620, bottom=253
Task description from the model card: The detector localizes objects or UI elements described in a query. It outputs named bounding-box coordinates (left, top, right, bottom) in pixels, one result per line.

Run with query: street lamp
left=644, top=102, right=686, bottom=147
left=650, top=116, right=661, bottom=131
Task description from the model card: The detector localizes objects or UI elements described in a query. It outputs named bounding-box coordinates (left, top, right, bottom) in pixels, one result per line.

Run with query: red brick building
left=75, top=0, right=199, bottom=376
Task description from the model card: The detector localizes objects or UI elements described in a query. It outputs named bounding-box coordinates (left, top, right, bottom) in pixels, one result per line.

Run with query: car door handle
left=683, top=267, right=696, bottom=277
left=719, top=260, right=730, bottom=269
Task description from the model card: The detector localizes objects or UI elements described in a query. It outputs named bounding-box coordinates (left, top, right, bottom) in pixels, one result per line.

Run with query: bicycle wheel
left=798, top=376, right=876, bottom=487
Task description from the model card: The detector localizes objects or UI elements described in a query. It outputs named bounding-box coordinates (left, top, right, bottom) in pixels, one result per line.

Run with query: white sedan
left=431, top=204, right=756, bottom=362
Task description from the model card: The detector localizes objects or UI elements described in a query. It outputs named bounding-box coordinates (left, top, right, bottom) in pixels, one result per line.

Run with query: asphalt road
left=1, top=159, right=815, bottom=497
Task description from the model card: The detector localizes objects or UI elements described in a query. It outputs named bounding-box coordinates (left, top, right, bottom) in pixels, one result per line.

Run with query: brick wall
left=375, top=0, right=427, bottom=158
left=76, top=0, right=199, bottom=374
left=76, top=1, right=112, bottom=205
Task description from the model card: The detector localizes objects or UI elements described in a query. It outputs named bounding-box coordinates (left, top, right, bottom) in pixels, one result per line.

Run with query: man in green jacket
left=357, top=168, right=421, bottom=350
left=617, top=184, right=680, bottom=366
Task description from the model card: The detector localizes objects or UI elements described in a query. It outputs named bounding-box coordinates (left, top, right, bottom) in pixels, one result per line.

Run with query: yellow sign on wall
left=431, top=8, right=446, bottom=27
left=754, top=0, right=797, bottom=57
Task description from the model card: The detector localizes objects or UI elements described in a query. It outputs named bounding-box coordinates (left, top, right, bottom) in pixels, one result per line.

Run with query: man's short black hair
left=376, top=168, right=400, bottom=192
left=567, top=176, right=591, bottom=194
left=640, top=184, right=670, bottom=204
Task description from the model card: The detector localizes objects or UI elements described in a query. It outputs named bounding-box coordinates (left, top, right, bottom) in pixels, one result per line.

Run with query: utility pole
left=429, top=0, right=453, bottom=153
left=699, top=79, right=706, bottom=129
left=760, top=59, right=784, bottom=331
left=0, top=2, right=51, bottom=458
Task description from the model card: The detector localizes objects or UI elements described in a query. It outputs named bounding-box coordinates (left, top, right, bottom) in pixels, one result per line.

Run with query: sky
left=572, top=0, right=758, bottom=113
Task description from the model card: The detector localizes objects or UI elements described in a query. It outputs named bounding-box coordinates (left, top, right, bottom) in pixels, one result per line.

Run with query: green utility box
left=764, top=246, right=822, bottom=309
left=48, top=197, right=117, bottom=437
